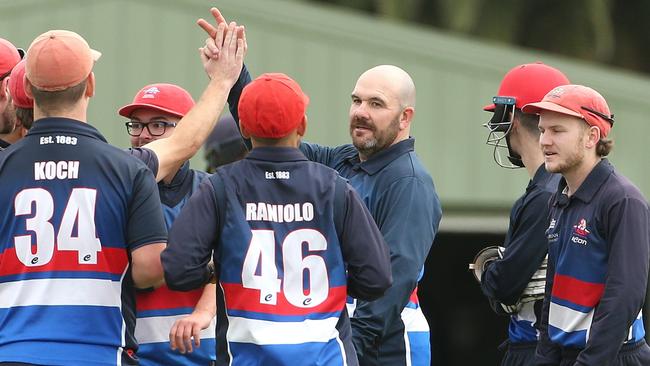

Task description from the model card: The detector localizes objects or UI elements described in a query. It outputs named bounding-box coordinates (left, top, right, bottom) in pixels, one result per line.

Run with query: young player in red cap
left=471, top=62, right=568, bottom=366
left=161, top=72, right=392, bottom=366
left=523, top=85, right=650, bottom=365
left=118, top=83, right=216, bottom=366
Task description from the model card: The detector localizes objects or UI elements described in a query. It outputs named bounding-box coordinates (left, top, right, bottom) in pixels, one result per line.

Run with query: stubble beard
left=546, top=139, right=585, bottom=175
left=351, top=116, right=400, bottom=159
left=0, top=105, right=17, bottom=134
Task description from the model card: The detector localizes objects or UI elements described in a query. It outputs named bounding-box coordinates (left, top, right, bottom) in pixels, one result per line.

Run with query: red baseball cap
left=522, top=84, right=613, bottom=137
left=25, top=30, right=101, bottom=91
left=238, top=73, right=309, bottom=139
left=8, top=60, right=33, bottom=109
left=118, top=83, right=195, bottom=118
left=0, top=38, right=21, bottom=77
left=483, top=62, right=570, bottom=111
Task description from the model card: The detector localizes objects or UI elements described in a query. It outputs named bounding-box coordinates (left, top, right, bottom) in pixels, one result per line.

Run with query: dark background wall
left=420, top=232, right=508, bottom=365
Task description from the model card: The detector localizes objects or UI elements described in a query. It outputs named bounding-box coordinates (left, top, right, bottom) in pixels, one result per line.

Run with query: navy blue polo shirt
left=300, top=138, right=442, bottom=362
left=161, top=146, right=392, bottom=366
left=536, top=159, right=650, bottom=365
left=0, top=117, right=167, bottom=366
left=481, top=164, right=560, bottom=343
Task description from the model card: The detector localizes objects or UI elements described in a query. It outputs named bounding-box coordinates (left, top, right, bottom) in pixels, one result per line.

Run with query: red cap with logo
left=8, top=60, right=33, bottom=109
left=522, top=84, right=613, bottom=137
left=118, top=83, right=195, bottom=118
left=0, top=38, right=21, bottom=77
left=484, top=62, right=570, bottom=111
left=238, top=73, right=309, bottom=139
left=25, top=30, right=101, bottom=91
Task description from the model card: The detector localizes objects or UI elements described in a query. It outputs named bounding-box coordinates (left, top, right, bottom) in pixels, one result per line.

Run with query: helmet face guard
left=483, top=96, right=524, bottom=169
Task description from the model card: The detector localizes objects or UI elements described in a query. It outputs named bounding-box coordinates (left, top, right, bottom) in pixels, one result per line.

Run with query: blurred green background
left=2, top=1, right=649, bottom=364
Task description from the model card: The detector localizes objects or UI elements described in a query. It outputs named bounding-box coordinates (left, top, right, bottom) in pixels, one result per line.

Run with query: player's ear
left=296, top=115, right=307, bottom=136
left=23, top=77, right=34, bottom=100
left=1, top=77, right=9, bottom=100
left=85, top=72, right=95, bottom=98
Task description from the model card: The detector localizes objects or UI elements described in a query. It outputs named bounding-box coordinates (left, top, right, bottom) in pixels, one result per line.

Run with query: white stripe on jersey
left=549, top=302, right=594, bottom=333
left=401, top=307, right=430, bottom=333
left=226, top=316, right=340, bottom=345
left=0, top=278, right=122, bottom=308
left=136, top=314, right=216, bottom=344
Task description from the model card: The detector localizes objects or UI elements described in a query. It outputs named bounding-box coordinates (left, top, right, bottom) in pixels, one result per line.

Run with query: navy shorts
left=499, top=340, right=536, bottom=366
left=559, top=340, right=650, bottom=366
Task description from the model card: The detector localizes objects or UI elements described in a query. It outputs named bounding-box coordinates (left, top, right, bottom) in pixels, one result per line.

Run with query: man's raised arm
left=144, top=9, right=246, bottom=181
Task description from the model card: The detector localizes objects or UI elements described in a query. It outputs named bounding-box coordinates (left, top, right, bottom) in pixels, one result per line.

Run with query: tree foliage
left=308, top=0, right=650, bottom=75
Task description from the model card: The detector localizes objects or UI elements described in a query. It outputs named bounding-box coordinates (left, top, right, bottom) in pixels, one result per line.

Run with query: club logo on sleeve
left=570, top=218, right=590, bottom=246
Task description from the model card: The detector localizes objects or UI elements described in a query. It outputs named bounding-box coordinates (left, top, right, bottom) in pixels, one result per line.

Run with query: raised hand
left=198, top=8, right=246, bottom=61
left=198, top=20, right=246, bottom=85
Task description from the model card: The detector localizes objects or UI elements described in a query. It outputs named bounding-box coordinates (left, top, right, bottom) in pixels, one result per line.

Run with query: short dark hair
left=30, top=80, right=87, bottom=114
left=15, top=106, right=34, bottom=129
left=515, top=109, right=540, bottom=136
left=596, top=138, right=613, bottom=156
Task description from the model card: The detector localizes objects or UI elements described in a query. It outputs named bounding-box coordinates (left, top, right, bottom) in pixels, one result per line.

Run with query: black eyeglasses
left=125, top=121, right=177, bottom=136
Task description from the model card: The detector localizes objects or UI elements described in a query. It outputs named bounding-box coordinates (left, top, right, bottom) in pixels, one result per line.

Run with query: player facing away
left=523, top=85, right=650, bottom=365
left=200, top=18, right=441, bottom=361
left=0, top=30, right=167, bottom=365
left=118, top=83, right=216, bottom=365
left=161, top=73, right=393, bottom=366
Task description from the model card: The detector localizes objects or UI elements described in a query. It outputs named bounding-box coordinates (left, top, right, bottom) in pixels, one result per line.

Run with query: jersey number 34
left=14, top=188, right=102, bottom=267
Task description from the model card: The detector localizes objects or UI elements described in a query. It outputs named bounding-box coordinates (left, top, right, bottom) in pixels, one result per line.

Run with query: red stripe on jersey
left=409, top=286, right=419, bottom=305
left=222, top=283, right=346, bottom=315
left=136, top=285, right=204, bottom=311
left=552, top=273, right=605, bottom=307
left=0, top=246, right=128, bottom=276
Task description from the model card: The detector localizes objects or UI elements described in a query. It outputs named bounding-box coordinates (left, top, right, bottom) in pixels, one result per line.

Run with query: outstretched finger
left=210, top=7, right=227, bottom=26
left=197, top=18, right=218, bottom=38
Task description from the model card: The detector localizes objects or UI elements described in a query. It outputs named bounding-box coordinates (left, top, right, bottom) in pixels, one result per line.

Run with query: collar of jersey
left=26, top=117, right=107, bottom=142
left=347, top=137, right=415, bottom=175
left=246, top=146, right=308, bottom=162
left=555, top=159, right=614, bottom=205
left=527, top=163, right=554, bottom=191
left=160, top=160, right=191, bottom=189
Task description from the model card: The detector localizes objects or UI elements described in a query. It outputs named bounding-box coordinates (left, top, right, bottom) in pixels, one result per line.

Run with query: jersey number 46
left=242, top=229, right=329, bottom=308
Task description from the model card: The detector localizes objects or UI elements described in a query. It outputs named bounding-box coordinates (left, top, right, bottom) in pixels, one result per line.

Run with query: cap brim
left=521, top=101, right=583, bottom=118
left=118, top=103, right=184, bottom=118
left=483, top=103, right=496, bottom=112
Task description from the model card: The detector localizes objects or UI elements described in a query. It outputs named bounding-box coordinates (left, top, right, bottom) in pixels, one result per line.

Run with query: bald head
left=357, top=65, right=416, bottom=108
